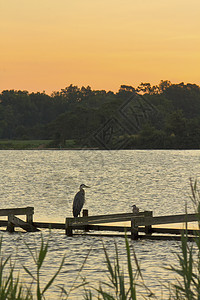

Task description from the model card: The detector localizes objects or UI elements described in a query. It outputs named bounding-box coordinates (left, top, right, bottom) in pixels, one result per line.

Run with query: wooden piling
left=82, top=209, right=88, bottom=217
left=144, top=211, right=153, bottom=234
left=65, top=218, right=73, bottom=236
left=131, top=218, right=139, bottom=240
left=26, top=211, right=33, bottom=224
left=82, top=209, right=89, bottom=232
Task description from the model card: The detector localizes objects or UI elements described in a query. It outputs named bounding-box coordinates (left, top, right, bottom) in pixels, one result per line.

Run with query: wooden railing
left=0, top=207, right=39, bottom=232
left=65, top=211, right=152, bottom=237
left=0, top=207, right=198, bottom=239
left=66, top=210, right=200, bottom=239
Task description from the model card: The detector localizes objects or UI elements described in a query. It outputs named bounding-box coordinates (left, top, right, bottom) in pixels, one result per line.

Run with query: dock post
left=83, top=209, right=89, bottom=232
left=65, top=218, right=73, bottom=236
left=144, top=211, right=153, bottom=235
left=7, top=215, right=15, bottom=233
left=131, top=218, right=139, bottom=240
left=26, top=207, right=34, bottom=225
left=82, top=209, right=88, bottom=217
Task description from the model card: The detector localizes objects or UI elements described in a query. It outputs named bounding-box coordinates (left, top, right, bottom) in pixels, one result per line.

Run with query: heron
left=73, top=184, right=90, bottom=217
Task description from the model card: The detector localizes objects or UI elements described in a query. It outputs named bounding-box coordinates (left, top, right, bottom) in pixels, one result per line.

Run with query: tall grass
left=166, top=179, right=200, bottom=300
left=0, top=234, right=90, bottom=300
left=93, top=238, right=138, bottom=299
left=22, top=235, right=65, bottom=300
left=0, top=235, right=32, bottom=300
left=87, top=235, right=157, bottom=300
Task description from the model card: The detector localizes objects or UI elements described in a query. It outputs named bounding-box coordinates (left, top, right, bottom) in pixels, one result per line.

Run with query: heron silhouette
left=73, top=184, right=90, bottom=217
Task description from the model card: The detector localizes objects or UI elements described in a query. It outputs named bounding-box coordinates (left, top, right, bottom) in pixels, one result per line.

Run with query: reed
left=166, top=178, right=200, bottom=300
left=0, top=236, right=32, bottom=300
left=22, top=234, right=65, bottom=300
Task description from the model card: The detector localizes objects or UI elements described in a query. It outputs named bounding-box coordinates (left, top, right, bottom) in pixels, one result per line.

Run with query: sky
left=1, top=0, right=200, bottom=94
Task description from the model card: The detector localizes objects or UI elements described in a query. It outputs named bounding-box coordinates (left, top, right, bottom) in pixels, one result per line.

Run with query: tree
left=158, top=80, right=172, bottom=92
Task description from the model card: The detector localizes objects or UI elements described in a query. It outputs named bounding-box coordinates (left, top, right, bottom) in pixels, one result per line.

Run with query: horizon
left=1, top=79, right=200, bottom=96
left=1, top=0, right=200, bottom=94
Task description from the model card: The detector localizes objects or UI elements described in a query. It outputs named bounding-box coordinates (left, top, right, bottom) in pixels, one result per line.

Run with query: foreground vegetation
left=0, top=180, right=200, bottom=299
left=1, top=80, right=200, bottom=149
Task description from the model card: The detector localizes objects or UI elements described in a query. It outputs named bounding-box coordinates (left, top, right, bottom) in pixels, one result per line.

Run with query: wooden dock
left=0, top=207, right=199, bottom=241
left=65, top=209, right=200, bottom=240
left=0, top=207, right=39, bottom=232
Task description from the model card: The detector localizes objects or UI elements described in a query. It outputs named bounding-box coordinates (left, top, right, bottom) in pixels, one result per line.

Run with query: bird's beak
left=85, top=185, right=90, bottom=188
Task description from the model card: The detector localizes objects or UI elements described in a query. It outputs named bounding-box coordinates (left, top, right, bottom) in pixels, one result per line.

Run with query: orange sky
left=1, top=0, right=200, bottom=94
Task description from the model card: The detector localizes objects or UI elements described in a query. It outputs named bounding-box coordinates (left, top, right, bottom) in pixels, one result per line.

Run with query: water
left=0, top=149, right=200, bottom=299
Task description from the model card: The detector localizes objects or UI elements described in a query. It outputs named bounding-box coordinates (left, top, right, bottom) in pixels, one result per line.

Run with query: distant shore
left=0, top=139, right=79, bottom=150
left=1, top=139, right=200, bottom=150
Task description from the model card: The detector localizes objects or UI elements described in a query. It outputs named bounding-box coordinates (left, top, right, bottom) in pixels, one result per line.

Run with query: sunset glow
left=1, top=0, right=200, bottom=94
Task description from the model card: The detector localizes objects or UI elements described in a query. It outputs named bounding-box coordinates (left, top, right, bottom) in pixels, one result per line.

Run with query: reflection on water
left=0, top=149, right=200, bottom=298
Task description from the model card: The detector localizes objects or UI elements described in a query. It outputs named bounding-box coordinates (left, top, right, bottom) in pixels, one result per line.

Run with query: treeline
left=0, top=80, right=200, bottom=149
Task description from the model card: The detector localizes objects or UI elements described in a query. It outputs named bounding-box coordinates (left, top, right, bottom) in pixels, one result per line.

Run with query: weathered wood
left=68, top=212, right=199, bottom=227
left=150, top=227, right=200, bottom=235
left=131, top=218, right=139, bottom=240
left=0, top=207, right=37, bottom=233
left=33, top=222, right=65, bottom=229
left=8, top=216, right=39, bottom=232
left=67, top=211, right=150, bottom=226
left=70, top=211, right=147, bottom=222
left=66, top=218, right=73, bottom=236
left=0, top=220, right=8, bottom=227
left=134, top=213, right=199, bottom=226
left=82, top=209, right=89, bottom=232
left=76, top=224, right=129, bottom=232
left=0, top=207, right=34, bottom=217
left=2, top=220, right=200, bottom=237
left=69, top=224, right=200, bottom=236
left=65, top=211, right=200, bottom=238
left=144, top=211, right=153, bottom=234
left=26, top=213, right=33, bottom=224
left=2, top=207, right=199, bottom=240
left=82, top=209, right=88, bottom=217
left=7, top=215, right=15, bottom=233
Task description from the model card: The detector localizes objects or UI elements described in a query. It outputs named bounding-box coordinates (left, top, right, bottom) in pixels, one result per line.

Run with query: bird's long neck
left=80, top=187, right=85, bottom=194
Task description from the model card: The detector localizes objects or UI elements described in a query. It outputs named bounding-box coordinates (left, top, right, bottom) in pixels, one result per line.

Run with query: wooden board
left=134, top=213, right=199, bottom=226
left=0, top=207, right=34, bottom=216
left=66, top=211, right=152, bottom=226
left=8, top=216, right=39, bottom=232
left=33, top=222, right=65, bottom=229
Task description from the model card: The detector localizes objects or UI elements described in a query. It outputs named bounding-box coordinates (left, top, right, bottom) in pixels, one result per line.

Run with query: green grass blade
left=125, top=234, right=136, bottom=299
left=42, top=255, right=65, bottom=295
left=102, top=242, right=115, bottom=284
left=37, top=237, right=48, bottom=270
left=23, top=265, right=36, bottom=281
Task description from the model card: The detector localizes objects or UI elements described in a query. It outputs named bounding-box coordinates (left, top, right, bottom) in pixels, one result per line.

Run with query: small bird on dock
left=73, top=184, right=90, bottom=217
left=132, top=205, right=139, bottom=215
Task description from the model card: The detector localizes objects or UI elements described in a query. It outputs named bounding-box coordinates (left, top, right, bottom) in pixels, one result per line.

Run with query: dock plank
left=135, top=213, right=199, bottom=226
left=33, top=222, right=65, bottom=229
left=67, top=212, right=149, bottom=226
left=0, top=207, right=34, bottom=216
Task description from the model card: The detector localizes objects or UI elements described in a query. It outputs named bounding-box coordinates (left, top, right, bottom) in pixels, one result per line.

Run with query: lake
left=0, top=149, right=200, bottom=299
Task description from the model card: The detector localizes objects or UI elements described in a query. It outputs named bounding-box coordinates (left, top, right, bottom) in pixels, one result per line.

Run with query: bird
left=132, top=205, right=139, bottom=215
left=73, top=184, right=90, bottom=217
